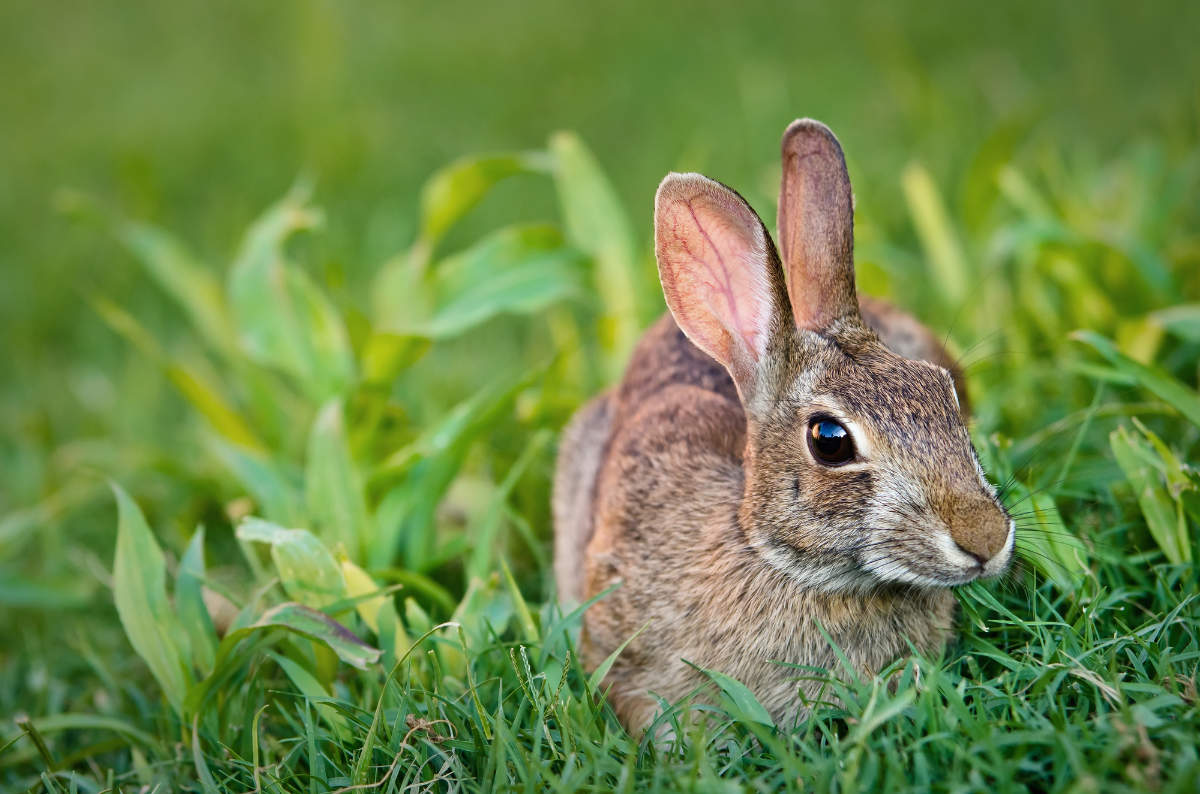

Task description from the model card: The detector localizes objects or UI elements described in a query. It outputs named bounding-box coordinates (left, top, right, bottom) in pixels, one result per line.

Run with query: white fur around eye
left=802, top=405, right=873, bottom=466
left=838, top=416, right=873, bottom=461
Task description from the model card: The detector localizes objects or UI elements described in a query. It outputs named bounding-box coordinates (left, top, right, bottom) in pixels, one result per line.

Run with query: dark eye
left=807, top=415, right=855, bottom=466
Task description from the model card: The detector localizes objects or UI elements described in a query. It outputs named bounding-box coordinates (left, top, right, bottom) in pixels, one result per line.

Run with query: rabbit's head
left=654, top=119, right=1012, bottom=592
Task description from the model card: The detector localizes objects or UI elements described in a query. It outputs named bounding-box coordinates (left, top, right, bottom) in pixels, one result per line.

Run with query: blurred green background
left=4, top=0, right=1197, bottom=449
left=3, top=2, right=1200, bottom=788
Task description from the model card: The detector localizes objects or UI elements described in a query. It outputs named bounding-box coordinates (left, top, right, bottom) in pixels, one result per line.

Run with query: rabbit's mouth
left=857, top=521, right=1016, bottom=588
left=756, top=518, right=1015, bottom=592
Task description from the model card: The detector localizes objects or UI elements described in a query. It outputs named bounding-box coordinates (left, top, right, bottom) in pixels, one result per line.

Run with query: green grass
left=3, top=2, right=1200, bottom=791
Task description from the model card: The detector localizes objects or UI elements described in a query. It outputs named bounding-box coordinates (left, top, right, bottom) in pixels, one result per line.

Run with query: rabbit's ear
left=778, top=119, right=860, bottom=330
left=655, top=172, right=790, bottom=400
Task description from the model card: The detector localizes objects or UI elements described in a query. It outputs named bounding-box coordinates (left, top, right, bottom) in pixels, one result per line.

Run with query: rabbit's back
left=553, top=313, right=740, bottom=606
left=611, top=313, right=740, bottom=422
left=552, top=391, right=614, bottom=606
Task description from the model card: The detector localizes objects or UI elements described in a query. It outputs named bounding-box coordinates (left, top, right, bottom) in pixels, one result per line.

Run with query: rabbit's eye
left=807, top=416, right=855, bottom=466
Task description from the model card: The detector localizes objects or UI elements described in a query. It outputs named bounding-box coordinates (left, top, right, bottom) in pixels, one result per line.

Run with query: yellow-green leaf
left=902, top=162, right=969, bottom=308
left=236, top=518, right=347, bottom=608
left=693, top=665, right=775, bottom=727
left=339, top=556, right=387, bottom=634
left=550, top=131, right=641, bottom=370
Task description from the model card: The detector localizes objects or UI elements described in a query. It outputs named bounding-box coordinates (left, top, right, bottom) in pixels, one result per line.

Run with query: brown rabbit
left=552, top=119, right=1014, bottom=733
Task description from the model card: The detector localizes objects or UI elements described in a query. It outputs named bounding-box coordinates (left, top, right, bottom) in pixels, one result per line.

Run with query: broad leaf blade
left=417, top=151, right=551, bottom=254
left=110, top=484, right=190, bottom=717
left=176, top=527, right=217, bottom=675
left=361, top=332, right=432, bottom=384
left=306, top=400, right=370, bottom=558
left=115, top=220, right=237, bottom=356
left=255, top=604, right=382, bottom=670
left=209, top=438, right=306, bottom=526
left=418, top=224, right=586, bottom=339
left=1012, top=490, right=1089, bottom=589
left=228, top=186, right=355, bottom=399
left=1074, top=331, right=1200, bottom=428
left=236, top=518, right=347, bottom=608
left=372, top=151, right=552, bottom=321
left=1151, top=304, right=1200, bottom=343
left=1111, top=426, right=1188, bottom=563
left=339, top=556, right=387, bottom=635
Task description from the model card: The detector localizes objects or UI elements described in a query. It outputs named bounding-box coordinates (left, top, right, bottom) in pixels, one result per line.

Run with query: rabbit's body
left=554, top=120, right=1013, bottom=733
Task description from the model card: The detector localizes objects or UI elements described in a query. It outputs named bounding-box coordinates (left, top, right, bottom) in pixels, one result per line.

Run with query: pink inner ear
left=657, top=187, right=772, bottom=367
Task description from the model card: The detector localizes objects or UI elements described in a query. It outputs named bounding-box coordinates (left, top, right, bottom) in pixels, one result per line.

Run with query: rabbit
left=552, top=119, right=1014, bottom=734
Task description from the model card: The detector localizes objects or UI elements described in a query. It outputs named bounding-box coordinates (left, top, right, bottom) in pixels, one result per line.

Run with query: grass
left=3, top=2, right=1200, bottom=791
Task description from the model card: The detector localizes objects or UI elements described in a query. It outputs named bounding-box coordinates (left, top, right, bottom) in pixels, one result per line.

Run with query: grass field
left=3, top=2, right=1200, bottom=791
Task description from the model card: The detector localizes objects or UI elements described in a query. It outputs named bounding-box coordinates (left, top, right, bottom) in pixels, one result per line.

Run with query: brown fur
left=553, top=393, right=613, bottom=606
left=553, top=120, right=1012, bottom=733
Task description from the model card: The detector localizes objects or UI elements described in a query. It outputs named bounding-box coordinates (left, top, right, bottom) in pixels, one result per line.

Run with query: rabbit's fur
left=553, top=120, right=1013, bottom=733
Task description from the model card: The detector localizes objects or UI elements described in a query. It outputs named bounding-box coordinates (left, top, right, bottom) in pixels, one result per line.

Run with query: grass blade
left=191, top=717, right=220, bottom=794
left=589, top=623, right=647, bottom=691
left=465, top=430, right=552, bottom=580
left=371, top=364, right=548, bottom=570
left=267, top=652, right=349, bottom=739
left=91, top=296, right=264, bottom=450
left=690, top=664, right=774, bottom=727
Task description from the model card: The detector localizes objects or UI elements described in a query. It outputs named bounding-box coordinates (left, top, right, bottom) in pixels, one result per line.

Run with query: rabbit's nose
left=945, top=499, right=1010, bottom=563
